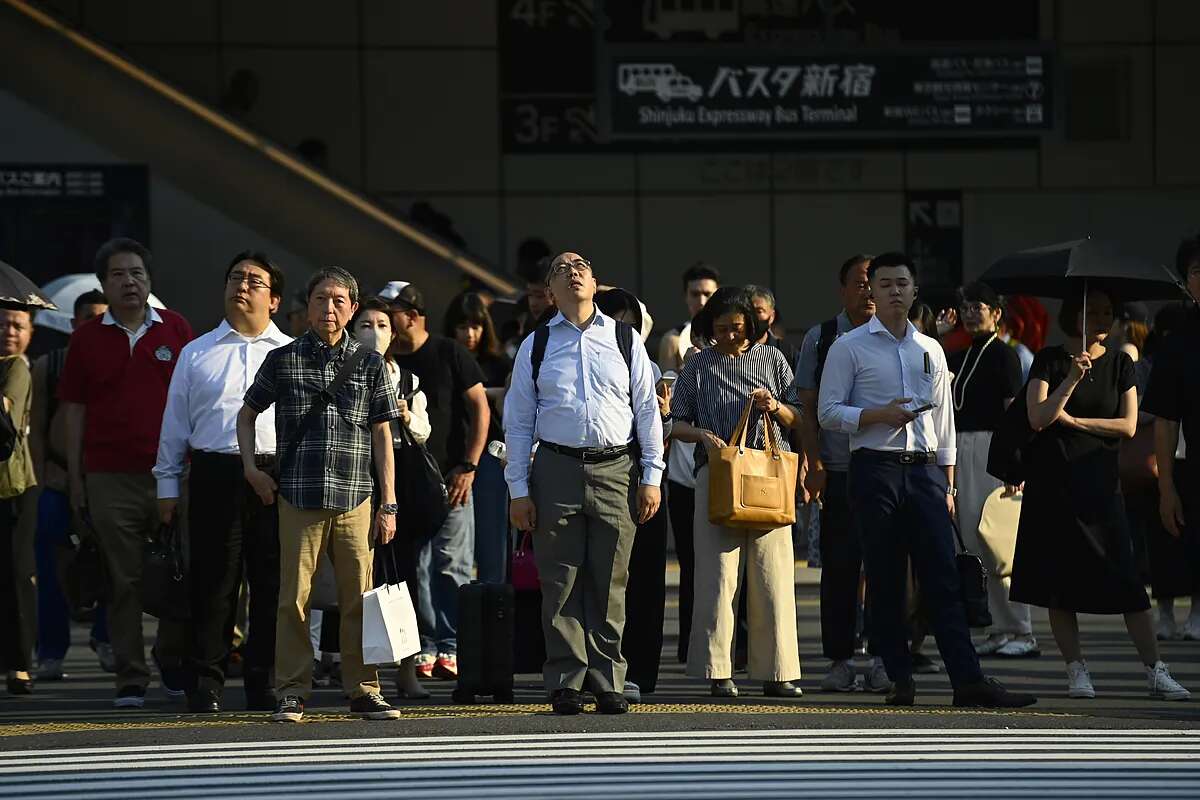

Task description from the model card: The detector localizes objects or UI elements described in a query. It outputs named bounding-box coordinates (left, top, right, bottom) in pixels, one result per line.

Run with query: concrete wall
left=11, top=0, right=1200, bottom=334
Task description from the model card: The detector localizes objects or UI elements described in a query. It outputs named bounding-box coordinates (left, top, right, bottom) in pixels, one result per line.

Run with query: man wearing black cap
left=385, top=282, right=490, bottom=682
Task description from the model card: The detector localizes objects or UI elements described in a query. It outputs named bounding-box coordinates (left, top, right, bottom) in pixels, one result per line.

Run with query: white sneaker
left=623, top=681, right=642, bottom=704
left=863, top=659, right=893, bottom=694
left=975, top=633, right=1010, bottom=655
left=1147, top=661, right=1191, bottom=701
left=1066, top=660, right=1095, bottom=699
left=1157, top=615, right=1180, bottom=641
left=996, top=636, right=1041, bottom=658
left=819, top=660, right=859, bottom=692
left=1181, top=620, right=1200, bottom=642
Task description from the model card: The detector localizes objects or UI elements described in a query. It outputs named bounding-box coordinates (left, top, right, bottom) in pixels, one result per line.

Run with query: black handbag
left=57, top=511, right=107, bottom=612
left=952, top=520, right=993, bottom=629
left=142, top=519, right=190, bottom=621
left=986, top=380, right=1035, bottom=485
left=395, top=420, right=449, bottom=542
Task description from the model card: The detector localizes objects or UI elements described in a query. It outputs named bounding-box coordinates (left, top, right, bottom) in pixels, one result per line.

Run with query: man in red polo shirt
left=58, top=238, right=194, bottom=709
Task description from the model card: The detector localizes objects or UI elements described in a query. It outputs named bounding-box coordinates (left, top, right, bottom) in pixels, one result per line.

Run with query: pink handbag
left=510, top=531, right=540, bottom=592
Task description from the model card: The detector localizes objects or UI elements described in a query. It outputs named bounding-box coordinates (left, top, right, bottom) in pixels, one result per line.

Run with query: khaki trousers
left=276, top=497, right=378, bottom=700
left=87, top=472, right=188, bottom=691
left=531, top=448, right=637, bottom=694
left=956, top=431, right=1032, bottom=636
left=688, top=466, right=801, bottom=682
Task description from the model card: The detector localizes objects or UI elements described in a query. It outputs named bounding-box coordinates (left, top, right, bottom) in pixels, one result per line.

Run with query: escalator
left=0, top=0, right=515, bottom=320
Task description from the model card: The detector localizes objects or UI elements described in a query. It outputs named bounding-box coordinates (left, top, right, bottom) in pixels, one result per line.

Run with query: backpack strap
left=614, top=320, right=635, bottom=372
left=529, top=324, right=551, bottom=398
left=814, top=318, right=839, bottom=389
left=279, top=346, right=369, bottom=474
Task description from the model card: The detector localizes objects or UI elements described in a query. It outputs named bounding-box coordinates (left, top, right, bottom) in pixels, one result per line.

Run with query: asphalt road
left=2, top=572, right=1197, bottom=751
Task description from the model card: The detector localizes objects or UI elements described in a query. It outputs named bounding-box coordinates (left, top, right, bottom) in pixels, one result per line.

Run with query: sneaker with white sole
left=432, top=653, right=458, bottom=680
left=974, top=633, right=1010, bottom=655
left=820, top=660, right=859, bottom=692
left=37, top=659, right=65, bottom=681
left=1181, top=621, right=1200, bottom=642
left=864, top=659, right=893, bottom=694
left=1147, top=661, right=1191, bottom=701
left=113, top=685, right=146, bottom=709
left=623, top=681, right=642, bottom=704
left=1156, top=615, right=1180, bottom=641
left=350, top=693, right=402, bottom=720
left=1066, top=660, right=1095, bottom=699
left=996, top=636, right=1041, bottom=658
left=90, top=639, right=116, bottom=673
left=414, top=653, right=435, bottom=679
left=272, top=695, right=305, bottom=722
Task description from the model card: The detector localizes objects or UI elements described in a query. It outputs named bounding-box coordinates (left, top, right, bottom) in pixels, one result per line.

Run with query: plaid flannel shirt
left=244, top=330, right=400, bottom=511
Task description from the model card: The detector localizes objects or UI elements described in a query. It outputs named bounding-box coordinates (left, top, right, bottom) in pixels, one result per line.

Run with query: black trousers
left=818, top=470, right=872, bottom=661
left=188, top=452, right=279, bottom=694
left=849, top=451, right=983, bottom=687
left=0, top=499, right=33, bottom=672
left=623, top=499, right=667, bottom=692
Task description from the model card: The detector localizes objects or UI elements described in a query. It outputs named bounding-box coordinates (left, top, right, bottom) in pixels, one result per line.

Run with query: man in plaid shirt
left=237, top=266, right=403, bottom=722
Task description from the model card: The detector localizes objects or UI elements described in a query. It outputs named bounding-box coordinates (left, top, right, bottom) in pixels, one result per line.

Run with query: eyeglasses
left=227, top=271, right=271, bottom=291
left=959, top=302, right=992, bottom=315
left=549, top=258, right=592, bottom=281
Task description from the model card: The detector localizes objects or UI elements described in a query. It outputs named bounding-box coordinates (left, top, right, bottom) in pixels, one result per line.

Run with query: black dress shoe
left=763, top=680, right=804, bottom=698
left=245, top=691, right=276, bottom=712
left=885, top=678, right=916, bottom=706
left=188, top=689, right=221, bottom=713
left=953, top=677, right=1037, bottom=709
left=551, top=688, right=585, bottom=715
left=595, top=691, right=629, bottom=715
left=6, top=676, right=33, bottom=695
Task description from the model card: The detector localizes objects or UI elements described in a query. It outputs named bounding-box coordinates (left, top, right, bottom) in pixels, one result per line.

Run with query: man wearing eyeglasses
left=504, top=252, right=665, bottom=715
left=154, top=252, right=291, bottom=713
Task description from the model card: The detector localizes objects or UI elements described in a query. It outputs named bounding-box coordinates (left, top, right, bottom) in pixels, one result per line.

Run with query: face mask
left=357, top=326, right=391, bottom=355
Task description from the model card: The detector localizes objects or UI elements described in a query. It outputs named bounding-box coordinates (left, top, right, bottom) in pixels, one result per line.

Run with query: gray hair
left=744, top=284, right=776, bottom=309
left=305, top=266, right=359, bottom=304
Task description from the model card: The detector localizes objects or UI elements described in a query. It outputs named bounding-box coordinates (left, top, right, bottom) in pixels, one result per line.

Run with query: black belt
left=854, top=449, right=937, bottom=466
left=539, top=441, right=631, bottom=464
left=192, top=450, right=277, bottom=469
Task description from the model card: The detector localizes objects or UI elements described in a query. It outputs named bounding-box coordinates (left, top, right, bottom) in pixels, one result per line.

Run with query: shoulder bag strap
left=280, top=346, right=369, bottom=474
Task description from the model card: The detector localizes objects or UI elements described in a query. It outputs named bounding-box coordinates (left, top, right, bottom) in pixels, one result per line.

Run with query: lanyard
left=952, top=334, right=997, bottom=412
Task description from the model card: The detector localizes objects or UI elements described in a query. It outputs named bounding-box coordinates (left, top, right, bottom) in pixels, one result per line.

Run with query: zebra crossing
left=2, top=729, right=1198, bottom=799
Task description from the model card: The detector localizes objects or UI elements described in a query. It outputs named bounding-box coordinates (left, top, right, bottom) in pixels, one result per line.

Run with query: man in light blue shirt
left=504, top=251, right=664, bottom=716
left=817, top=252, right=1035, bottom=710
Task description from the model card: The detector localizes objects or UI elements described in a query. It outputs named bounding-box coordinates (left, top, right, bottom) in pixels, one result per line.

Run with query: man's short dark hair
left=93, top=238, right=152, bottom=283
left=72, top=289, right=107, bottom=319
left=1175, top=233, right=1200, bottom=282
left=867, top=252, right=917, bottom=282
left=305, top=266, right=359, bottom=305
left=839, top=254, right=873, bottom=286
left=224, top=250, right=285, bottom=298
left=744, top=284, right=776, bottom=309
left=691, top=286, right=770, bottom=346
left=681, top=262, right=721, bottom=291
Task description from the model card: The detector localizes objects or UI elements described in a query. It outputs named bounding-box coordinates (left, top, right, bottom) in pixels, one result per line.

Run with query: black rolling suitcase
left=452, top=581, right=516, bottom=704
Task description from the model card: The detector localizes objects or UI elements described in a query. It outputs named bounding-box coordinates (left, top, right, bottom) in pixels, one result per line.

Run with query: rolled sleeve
left=932, top=346, right=956, bottom=466
left=935, top=445, right=957, bottom=467
left=838, top=406, right=863, bottom=433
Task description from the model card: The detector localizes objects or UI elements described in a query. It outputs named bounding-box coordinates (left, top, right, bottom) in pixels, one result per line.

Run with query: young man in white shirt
left=505, top=252, right=665, bottom=716
left=817, top=252, right=1036, bottom=709
left=154, top=252, right=290, bottom=713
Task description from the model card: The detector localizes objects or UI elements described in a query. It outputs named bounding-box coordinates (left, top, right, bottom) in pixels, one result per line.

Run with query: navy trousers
left=848, top=450, right=984, bottom=687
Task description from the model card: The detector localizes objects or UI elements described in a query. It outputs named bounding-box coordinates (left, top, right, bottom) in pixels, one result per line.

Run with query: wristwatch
left=945, top=487, right=958, bottom=497
left=459, top=462, right=478, bottom=473
left=379, top=503, right=399, bottom=515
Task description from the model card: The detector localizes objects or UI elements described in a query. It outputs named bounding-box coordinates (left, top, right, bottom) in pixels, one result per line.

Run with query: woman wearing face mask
left=352, top=297, right=432, bottom=700
left=1013, top=287, right=1190, bottom=701
left=669, top=287, right=804, bottom=699
left=948, top=283, right=1037, bottom=659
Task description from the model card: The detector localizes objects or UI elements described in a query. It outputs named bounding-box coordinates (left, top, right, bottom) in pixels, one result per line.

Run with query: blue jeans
left=416, top=493, right=475, bottom=656
left=472, top=453, right=509, bottom=584
left=35, top=489, right=108, bottom=661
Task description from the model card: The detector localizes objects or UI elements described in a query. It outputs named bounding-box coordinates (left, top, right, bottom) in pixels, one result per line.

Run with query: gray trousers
left=531, top=447, right=637, bottom=694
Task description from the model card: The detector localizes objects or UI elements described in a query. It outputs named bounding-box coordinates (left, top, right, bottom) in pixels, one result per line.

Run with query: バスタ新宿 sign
left=599, top=50, right=1053, bottom=140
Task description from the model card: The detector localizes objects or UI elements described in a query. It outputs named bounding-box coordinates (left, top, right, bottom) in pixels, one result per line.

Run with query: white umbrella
left=34, top=273, right=167, bottom=335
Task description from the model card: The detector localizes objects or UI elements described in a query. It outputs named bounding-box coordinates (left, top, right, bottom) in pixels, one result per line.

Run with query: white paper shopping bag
left=361, top=581, right=420, bottom=665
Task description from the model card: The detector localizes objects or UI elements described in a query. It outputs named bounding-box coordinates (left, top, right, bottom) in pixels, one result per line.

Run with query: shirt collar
left=866, top=313, right=917, bottom=342
left=305, top=328, right=352, bottom=355
left=548, top=308, right=608, bottom=331
left=215, top=318, right=290, bottom=344
left=101, top=305, right=162, bottom=330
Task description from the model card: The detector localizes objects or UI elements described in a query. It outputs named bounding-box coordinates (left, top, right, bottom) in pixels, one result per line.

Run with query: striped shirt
left=670, top=343, right=799, bottom=475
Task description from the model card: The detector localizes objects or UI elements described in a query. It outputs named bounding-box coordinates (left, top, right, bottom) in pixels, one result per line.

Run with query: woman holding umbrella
left=1011, top=285, right=1189, bottom=700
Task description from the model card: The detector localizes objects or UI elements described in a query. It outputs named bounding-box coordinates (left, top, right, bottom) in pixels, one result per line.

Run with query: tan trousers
left=688, top=466, right=802, bottom=682
left=87, top=472, right=188, bottom=690
left=956, top=431, right=1032, bottom=636
left=276, top=497, right=378, bottom=700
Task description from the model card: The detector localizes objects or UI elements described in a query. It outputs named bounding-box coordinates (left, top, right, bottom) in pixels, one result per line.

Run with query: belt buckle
left=899, top=452, right=916, bottom=465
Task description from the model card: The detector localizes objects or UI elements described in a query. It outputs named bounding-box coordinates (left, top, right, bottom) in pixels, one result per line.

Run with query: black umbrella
left=0, top=260, right=57, bottom=310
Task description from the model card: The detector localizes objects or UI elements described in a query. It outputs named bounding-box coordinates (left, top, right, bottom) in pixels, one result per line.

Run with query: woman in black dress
left=1012, top=287, right=1189, bottom=701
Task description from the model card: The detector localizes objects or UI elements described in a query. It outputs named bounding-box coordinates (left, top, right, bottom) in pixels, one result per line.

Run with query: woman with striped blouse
left=669, top=287, right=804, bottom=698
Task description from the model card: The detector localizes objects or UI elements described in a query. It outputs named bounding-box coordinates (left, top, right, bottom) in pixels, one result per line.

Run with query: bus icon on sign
left=617, top=63, right=704, bottom=102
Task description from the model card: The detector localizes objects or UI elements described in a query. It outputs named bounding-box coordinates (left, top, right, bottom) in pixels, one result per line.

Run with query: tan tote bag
left=978, top=485, right=1022, bottom=579
left=707, top=397, right=799, bottom=530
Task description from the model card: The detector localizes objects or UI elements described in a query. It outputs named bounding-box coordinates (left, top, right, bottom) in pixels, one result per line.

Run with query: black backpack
left=529, top=319, right=635, bottom=391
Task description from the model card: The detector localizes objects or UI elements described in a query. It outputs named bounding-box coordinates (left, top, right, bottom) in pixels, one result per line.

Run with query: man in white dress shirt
left=817, top=252, right=1035, bottom=709
left=154, top=252, right=290, bottom=713
left=504, top=252, right=665, bottom=716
